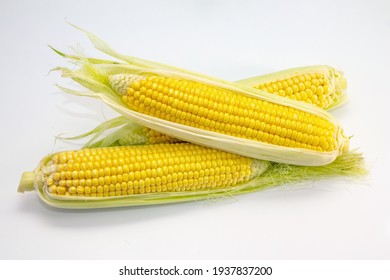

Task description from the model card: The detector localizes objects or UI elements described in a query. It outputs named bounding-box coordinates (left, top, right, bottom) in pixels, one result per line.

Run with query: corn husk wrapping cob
left=54, top=28, right=350, bottom=166
left=56, top=53, right=348, bottom=149
left=18, top=142, right=365, bottom=209
left=61, top=64, right=347, bottom=148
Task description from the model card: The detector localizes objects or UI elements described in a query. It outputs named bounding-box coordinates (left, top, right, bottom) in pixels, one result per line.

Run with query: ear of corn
left=18, top=143, right=366, bottom=209
left=58, top=64, right=347, bottom=149
left=55, top=28, right=350, bottom=166
left=112, top=72, right=343, bottom=158
left=18, top=143, right=268, bottom=208
left=60, top=65, right=347, bottom=148
left=36, top=143, right=267, bottom=196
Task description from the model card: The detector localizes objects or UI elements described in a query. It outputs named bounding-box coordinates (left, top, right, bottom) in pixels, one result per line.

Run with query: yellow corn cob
left=105, top=66, right=346, bottom=147
left=64, top=66, right=346, bottom=148
left=59, top=66, right=349, bottom=165
left=114, top=65, right=346, bottom=146
left=18, top=143, right=272, bottom=208
left=108, top=66, right=346, bottom=147
left=47, top=143, right=261, bottom=196
left=18, top=143, right=366, bottom=209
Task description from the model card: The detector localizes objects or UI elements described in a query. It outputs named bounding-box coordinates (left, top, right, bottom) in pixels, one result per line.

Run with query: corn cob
left=58, top=65, right=349, bottom=166
left=55, top=28, right=350, bottom=166
left=18, top=143, right=269, bottom=208
left=104, top=66, right=346, bottom=147
left=27, top=143, right=265, bottom=196
left=18, top=143, right=365, bottom=209
left=61, top=65, right=346, bottom=147
left=112, top=73, right=341, bottom=154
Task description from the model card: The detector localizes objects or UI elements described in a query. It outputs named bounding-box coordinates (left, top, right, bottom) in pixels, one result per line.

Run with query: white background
left=1, top=0, right=389, bottom=259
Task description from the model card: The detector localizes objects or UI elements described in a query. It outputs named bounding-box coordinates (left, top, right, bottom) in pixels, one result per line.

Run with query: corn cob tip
left=18, top=172, right=35, bottom=193
left=108, top=74, right=143, bottom=95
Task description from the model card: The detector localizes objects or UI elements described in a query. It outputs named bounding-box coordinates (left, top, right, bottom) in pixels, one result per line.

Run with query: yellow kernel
left=46, top=178, right=54, bottom=186
left=65, top=171, right=72, bottom=179
left=278, top=89, right=286, bottom=97
left=91, top=169, right=99, bottom=178
left=92, top=178, right=99, bottom=187
left=300, top=91, right=308, bottom=100
left=85, top=170, right=92, bottom=179
left=116, top=182, right=126, bottom=191
left=317, top=86, right=324, bottom=95
left=312, top=79, right=320, bottom=86
left=286, top=87, right=293, bottom=95
left=76, top=186, right=84, bottom=194
left=324, top=85, right=329, bottom=94
left=108, top=191, right=115, bottom=196
left=53, top=173, right=60, bottom=181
